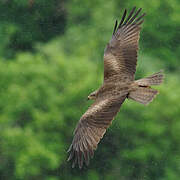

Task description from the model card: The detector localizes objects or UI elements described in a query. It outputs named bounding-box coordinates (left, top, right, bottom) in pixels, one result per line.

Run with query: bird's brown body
left=67, top=7, right=164, bottom=169
left=94, top=81, right=132, bottom=100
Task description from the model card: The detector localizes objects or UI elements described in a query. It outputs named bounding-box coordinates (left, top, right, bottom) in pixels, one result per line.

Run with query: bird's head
left=87, top=91, right=98, bottom=100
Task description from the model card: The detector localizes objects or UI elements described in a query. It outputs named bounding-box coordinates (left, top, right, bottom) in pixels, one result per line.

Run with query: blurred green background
left=0, top=0, right=179, bottom=179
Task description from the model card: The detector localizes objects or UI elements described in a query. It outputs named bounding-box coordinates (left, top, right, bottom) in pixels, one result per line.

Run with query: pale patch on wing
left=104, top=52, right=120, bottom=72
left=83, top=98, right=110, bottom=117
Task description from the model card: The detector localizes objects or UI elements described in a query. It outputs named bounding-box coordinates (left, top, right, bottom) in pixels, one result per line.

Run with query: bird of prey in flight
left=67, top=7, right=164, bottom=169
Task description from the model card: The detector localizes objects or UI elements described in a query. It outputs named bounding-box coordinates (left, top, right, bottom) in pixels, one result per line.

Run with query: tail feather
left=135, top=70, right=164, bottom=86
left=128, top=87, right=158, bottom=105
left=128, top=70, right=164, bottom=105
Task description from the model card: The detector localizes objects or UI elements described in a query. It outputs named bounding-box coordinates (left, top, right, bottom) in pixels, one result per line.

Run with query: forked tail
left=128, top=71, right=164, bottom=105
left=135, top=70, right=164, bottom=86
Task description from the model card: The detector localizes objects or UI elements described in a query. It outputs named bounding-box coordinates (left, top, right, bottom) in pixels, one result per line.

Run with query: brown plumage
left=67, top=7, right=164, bottom=168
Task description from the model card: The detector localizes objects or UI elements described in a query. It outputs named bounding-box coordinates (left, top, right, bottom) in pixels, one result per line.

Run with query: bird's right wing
left=67, top=95, right=127, bottom=168
left=104, top=7, right=145, bottom=83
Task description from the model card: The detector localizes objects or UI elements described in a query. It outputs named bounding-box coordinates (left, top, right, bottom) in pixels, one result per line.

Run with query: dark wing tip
left=67, top=149, right=74, bottom=162
left=115, top=7, right=145, bottom=34
left=67, top=144, right=72, bottom=153
left=122, top=6, right=136, bottom=26
left=117, top=8, right=127, bottom=29
left=127, top=7, right=142, bottom=25
left=133, top=13, right=146, bottom=24
left=112, top=20, right=118, bottom=36
left=67, top=144, right=92, bottom=169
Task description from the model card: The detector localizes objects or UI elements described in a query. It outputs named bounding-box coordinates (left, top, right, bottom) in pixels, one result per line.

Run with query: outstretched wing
left=67, top=95, right=127, bottom=168
left=104, top=7, right=146, bottom=83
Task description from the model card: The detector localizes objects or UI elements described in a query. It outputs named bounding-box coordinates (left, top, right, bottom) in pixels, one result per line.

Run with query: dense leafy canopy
left=0, top=0, right=179, bottom=179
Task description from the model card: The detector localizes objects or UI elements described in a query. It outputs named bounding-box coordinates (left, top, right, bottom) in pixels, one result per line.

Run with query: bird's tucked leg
left=128, top=71, right=164, bottom=105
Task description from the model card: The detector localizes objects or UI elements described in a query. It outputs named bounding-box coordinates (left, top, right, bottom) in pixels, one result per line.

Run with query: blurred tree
left=0, top=0, right=66, bottom=58
left=0, top=41, right=179, bottom=179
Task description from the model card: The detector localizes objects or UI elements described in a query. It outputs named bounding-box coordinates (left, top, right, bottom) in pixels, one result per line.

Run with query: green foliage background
left=0, top=0, right=179, bottom=179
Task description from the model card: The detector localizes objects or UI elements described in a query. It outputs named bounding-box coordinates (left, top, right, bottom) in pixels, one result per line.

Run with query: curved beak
left=87, top=96, right=90, bottom=100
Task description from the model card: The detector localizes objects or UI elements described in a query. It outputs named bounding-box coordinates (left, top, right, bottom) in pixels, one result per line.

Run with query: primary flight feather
left=67, top=7, right=164, bottom=169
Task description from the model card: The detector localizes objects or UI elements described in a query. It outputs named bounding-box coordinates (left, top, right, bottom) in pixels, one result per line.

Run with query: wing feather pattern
left=67, top=95, right=126, bottom=168
left=104, top=7, right=146, bottom=83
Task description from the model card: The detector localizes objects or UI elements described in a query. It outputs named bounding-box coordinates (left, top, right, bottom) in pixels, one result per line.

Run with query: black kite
left=67, top=7, right=164, bottom=169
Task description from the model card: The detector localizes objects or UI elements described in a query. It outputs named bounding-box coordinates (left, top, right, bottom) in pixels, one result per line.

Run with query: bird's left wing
left=104, top=7, right=145, bottom=83
left=67, top=95, right=127, bottom=168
